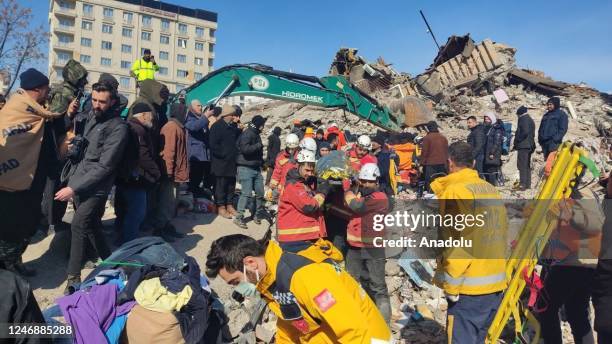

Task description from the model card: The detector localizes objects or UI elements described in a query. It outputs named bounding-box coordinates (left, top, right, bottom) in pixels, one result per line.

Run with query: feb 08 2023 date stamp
left=0, top=323, right=73, bottom=339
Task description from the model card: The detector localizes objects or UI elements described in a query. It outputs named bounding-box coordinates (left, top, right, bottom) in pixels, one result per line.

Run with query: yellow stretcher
left=486, top=142, right=600, bottom=344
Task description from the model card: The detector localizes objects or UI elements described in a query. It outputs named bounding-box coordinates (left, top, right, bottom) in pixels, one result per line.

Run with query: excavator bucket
left=387, top=96, right=435, bottom=128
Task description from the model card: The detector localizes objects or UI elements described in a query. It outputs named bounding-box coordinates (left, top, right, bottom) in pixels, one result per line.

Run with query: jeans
left=67, top=194, right=111, bottom=276
left=116, top=186, right=147, bottom=244
left=447, top=292, right=503, bottom=344
left=214, top=176, right=236, bottom=206
left=189, top=160, right=211, bottom=192
left=345, top=247, right=390, bottom=324
left=236, top=166, right=264, bottom=219
left=517, top=149, right=532, bottom=188
left=148, top=179, right=177, bottom=230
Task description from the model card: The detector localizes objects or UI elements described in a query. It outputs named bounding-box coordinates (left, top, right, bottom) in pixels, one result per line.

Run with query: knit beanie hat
left=516, top=106, right=528, bottom=115
left=547, top=97, right=561, bottom=109
left=251, top=115, right=266, bottom=129
left=20, top=68, right=49, bottom=90
left=132, top=103, right=151, bottom=115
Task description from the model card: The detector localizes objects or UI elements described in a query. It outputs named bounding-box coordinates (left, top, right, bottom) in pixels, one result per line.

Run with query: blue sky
left=24, top=0, right=612, bottom=91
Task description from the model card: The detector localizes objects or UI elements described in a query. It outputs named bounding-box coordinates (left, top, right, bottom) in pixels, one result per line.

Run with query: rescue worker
left=276, top=150, right=330, bottom=252
left=325, top=123, right=346, bottom=149
left=348, top=135, right=377, bottom=172
left=266, top=133, right=299, bottom=200
left=130, top=49, right=159, bottom=83
left=430, top=141, right=508, bottom=344
left=299, top=137, right=317, bottom=154
left=537, top=187, right=604, bottom=344
left=205, top=234, right=392, bottom=343
left=343, top=163, right=392, bottom=324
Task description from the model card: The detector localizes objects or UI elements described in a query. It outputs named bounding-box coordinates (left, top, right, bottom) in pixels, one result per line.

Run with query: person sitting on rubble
left=430, top=141, right=508, bottom=344
left=483, top=111, right=504, bottom=186
left=343, top=163, right=392, bottom=325
left=466, top=115, right=486, bottom=176
left=266, top=133, right=299, bottom=200
left=538, top=96, right=569, bottom=160
left=420, top=121, right=448, bottom=192
left=205, top=233, right=392, bottom=343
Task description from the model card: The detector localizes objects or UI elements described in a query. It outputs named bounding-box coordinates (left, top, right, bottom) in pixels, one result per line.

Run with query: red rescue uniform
left=270, top=150, right=297, bottom=195
left=345, top=188, right=390, bottom=247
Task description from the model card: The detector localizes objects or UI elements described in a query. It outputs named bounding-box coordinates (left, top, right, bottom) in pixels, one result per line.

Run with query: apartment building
left=48, top=0, right=217, bottom=102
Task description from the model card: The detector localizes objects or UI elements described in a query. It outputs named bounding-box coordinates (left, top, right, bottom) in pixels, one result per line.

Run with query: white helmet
left=357, top=135, right=372, bottom=150
left=359, top=163, right=381, bottom=181
left=296, top=149, right=316, bottom=163
left=299, top=137, right=317, bottom=152
left=286, top=133, right=300, bottom=149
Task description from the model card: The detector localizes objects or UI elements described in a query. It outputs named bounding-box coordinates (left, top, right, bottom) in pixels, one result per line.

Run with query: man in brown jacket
left=419, top=121, right=448, bottom=192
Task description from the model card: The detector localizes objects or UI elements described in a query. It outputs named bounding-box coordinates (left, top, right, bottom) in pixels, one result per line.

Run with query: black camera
left=66, top=135, right=88, bottom=163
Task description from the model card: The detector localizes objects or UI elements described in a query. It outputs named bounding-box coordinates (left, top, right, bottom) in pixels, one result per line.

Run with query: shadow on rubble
left=26, top=229, right=72, bottom=291
left=398, top=305, right=447, bottom=344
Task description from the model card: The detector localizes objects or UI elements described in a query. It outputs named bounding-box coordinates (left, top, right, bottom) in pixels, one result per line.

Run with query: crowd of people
left=0, top=58, right=610, bottom=344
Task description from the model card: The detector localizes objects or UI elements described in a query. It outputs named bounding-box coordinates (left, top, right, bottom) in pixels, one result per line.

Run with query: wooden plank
left=482, top=39, right=501, bottom=67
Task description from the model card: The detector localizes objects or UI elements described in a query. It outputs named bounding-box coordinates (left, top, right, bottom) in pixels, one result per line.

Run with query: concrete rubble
left=235, top=34, right=611, bottom=342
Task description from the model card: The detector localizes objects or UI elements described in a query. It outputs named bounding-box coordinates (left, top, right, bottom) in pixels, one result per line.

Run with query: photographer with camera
left=54, top=82, right=129, bottom=293
left=130, top=49, right=159, bottom=83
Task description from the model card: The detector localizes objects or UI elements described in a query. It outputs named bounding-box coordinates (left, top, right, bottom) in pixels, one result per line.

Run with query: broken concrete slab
left=508, top=68, right=569, bottom=95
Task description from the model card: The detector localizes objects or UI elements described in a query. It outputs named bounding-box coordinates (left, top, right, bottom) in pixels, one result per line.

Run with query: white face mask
left=233, top=265, right=259, bottom=300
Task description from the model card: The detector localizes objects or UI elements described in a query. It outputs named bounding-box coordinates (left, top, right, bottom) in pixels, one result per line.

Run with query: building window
left=160, top=35, right=169, bottom=45
left=102, top=24, right=113, bottom=34
left=81, top=21, right=92, bottom=30
left=178, top=23, right=187, bottom=35
left=121, top=44, right=132, bottom=53
left=103, top=8, right=113, bottom=18
left=177, top=38, right=187, bottom=49
left=57, top=33, right=73, bottom=45
left=141, top=32, right=151, bottom=41
left=195, top=27, right=204, bottom=38
left=177, top=69, right=188, bottom=78
left=123, top=12, right=133, bottom=24
left=83, top=4, right=93, bottom=16
left=142, top=15, right=152, bottom=27
left=209, top=44, right=214, bottom=53
left=121, top=60, right=131, bottom=69
left=159, top=67, right=168, bottom=75
left=177, top=54, right=186, bottom=63
left=57, top=51, right=71, bottom=63
left=161, top=19, right=170, bottom=31
left=122, top=27, right=132, bottom=38
left=195, top=42, right=204, bottom=51
left=80, top=37, right=92, bottom=47
left=208, top=58, right=213, bottom=67
left=79, top=54, right=91, bottom=64
left=58, top=18, right=74, bottom=29
left=194, top=57, right=203, bottom=65
left=195, top=72, right=203, bottom=80
left=159, top=51, right=169, bottom=60
left=101, top=41, right=112, bottom=50
left=100, top=57, right=112, bottom=66
left=58, top=1, right=73, bottom=10
left=120, top=77, right=130, bottom=89
left=210, top=28, right=215, bottom=38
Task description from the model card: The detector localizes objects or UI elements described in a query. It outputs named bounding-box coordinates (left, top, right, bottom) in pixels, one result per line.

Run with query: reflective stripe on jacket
left=270, top=150, right=297, bottom=194
left=131, top=58, right=159, bottom=81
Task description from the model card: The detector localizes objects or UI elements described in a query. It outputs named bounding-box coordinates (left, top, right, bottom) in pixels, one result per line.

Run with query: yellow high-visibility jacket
left=131, top=58, right=159, bottom=81
left=430, top=168, right=508, bottom=295
left=256, top=240, right=391, bottom=343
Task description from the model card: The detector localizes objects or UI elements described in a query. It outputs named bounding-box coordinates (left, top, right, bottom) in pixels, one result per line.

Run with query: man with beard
left=55, top=82, right=128, bottom=293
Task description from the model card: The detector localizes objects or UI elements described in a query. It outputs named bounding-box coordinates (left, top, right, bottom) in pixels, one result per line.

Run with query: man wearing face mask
left=205, top=234, right=392, bottom=343
left=114, top=104, right=160, bottom=244
left=55, top=82, right=129, bottom=293
left=130, top=49, right=159, bottom=83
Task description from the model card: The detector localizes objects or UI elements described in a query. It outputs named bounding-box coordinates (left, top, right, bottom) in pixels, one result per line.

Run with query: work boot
left=217, top=205, right=232, bottom=219
left=226, top=204, right=238, bottom=217
left=233, top=216, right=248, bottom=229
left=64, top=274, right=81, bottom=295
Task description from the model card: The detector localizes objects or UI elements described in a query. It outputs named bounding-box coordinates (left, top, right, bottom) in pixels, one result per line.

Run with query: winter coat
left=538, top=108, right=568, bottom=153
left=266, top=132, right=281, bottom=167
left=117, top=119, right=160, bottom=187
left=160, top=118, right=189, bottom=183
left=373, top=146, right=399, bottom=196
left=184, top=111, right=210, bottom=162
left=209, top=118, right=240, bottom=177
left=0, top=269, right=46, bottom=333
left=237, top=124, right=264, bottom=168
left=420, top=131, right=448, bottom=166
left=513, top=113, right=536, bottom=151
left=467, top=124, right=486, bottom=162
left=270, top=150, right=297, bottom=192
left=67, top=109, right=129, bottom=196
left=48, top=59, right=88, bottom=114
left=484, top=122, right=504, bottom=167
left=345, top=188, right=390, bottom=247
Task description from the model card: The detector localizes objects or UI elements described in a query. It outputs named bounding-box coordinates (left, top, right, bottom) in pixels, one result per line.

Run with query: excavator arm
left=179, top=64, right=429, bottom=132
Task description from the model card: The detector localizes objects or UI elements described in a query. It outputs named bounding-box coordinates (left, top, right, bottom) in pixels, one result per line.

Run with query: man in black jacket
left=513, top=106, right=535, bottom=190
left=466, top=116, right=486, bottom=175
left=483, top=111, right=504, bottom=186
left=265, top=127, right=282, bottom=186
left=538, top=97, right=568, bottom=159
left=55, top=82, right=129, bottom=292
left=234, top=115, right=267, bottom=229
left=209, top=105, right=242, bottom=219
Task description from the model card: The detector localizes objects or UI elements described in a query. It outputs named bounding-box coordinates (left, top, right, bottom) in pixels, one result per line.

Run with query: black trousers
left=265, top=167, right=274, bottom=186
left=41, top=176, right=68, bottom=227
left=422, top=164, right=447, bottom=192
left=67, top=194, right=111, bottom=276
left=517, top=149, right=532, bottom=188
left=214, top=176, right=236, bottom=206
left=189, top=160, right=212, bottom=192
left=484, top=164, right=501, bottom=186
left=537, top=265, right=595, bottom=344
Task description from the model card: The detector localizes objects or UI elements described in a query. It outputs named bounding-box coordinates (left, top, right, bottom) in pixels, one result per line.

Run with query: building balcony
left=82, top=11, right=94, bottom=20
left=55, top=7, right=76, bottom=17
left=53, top=25, right=75, bottom=34
left=54, top=42, right=74, bottom=51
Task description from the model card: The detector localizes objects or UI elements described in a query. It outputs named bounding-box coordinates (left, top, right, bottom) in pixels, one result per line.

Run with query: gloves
left=342, top=178, right=352, bottom=192
left=317, top=179, right=332, bottom=196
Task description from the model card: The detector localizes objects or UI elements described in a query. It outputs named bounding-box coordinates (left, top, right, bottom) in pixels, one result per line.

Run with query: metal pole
left=419, top=10, right=441, bottom=50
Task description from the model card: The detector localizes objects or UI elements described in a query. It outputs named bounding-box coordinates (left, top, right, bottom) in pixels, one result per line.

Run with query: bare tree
left=0, top=0, right=47, bottom=93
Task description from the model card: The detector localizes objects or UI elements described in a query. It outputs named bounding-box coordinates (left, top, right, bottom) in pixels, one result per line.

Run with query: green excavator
left=176, top=63, right=433, bottom=131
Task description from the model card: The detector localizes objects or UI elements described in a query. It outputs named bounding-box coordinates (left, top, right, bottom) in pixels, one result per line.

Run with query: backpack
left=500, top=121, right=513, bottom=155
